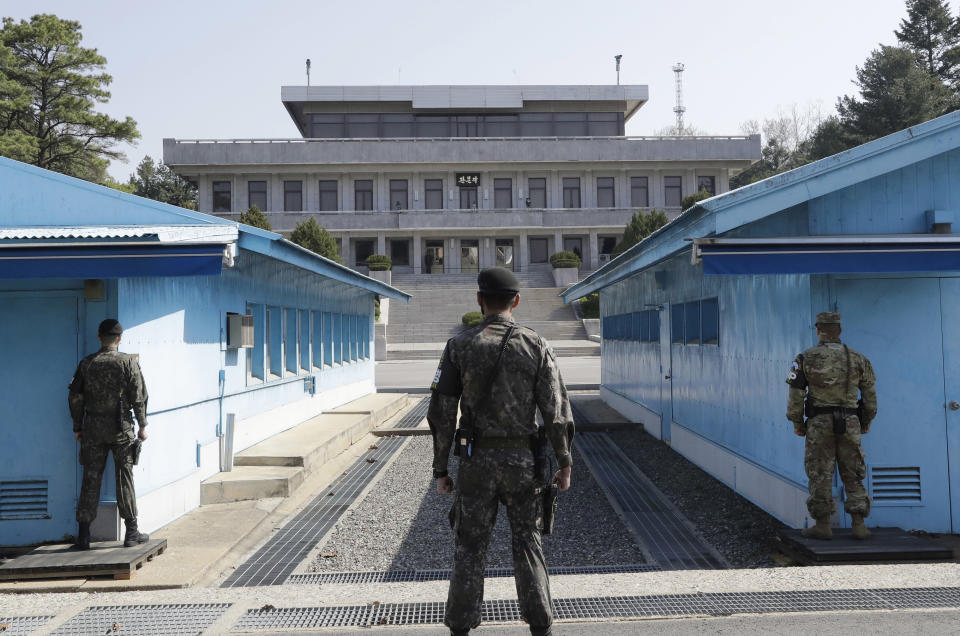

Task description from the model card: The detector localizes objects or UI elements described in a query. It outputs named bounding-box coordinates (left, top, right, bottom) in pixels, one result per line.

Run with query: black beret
left=478, top=267, right=520, bottom=295
left=98, top=319, right=123, bottom=336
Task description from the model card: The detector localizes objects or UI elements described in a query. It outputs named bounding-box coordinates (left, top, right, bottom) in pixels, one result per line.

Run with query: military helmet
left=815, top=311, right=841, bottom=326
left=477, top=267, right=520, bottom=296
left=98, top=318, right=124, bottom=336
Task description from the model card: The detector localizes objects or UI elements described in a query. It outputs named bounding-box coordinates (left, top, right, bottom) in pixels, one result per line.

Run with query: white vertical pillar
left=377, top=232, right=386, bottom=256
left=652, top=169, right=664, bottom=208
left=413, top=232, right=423, bottom=274
left=554, top=230, right=563, bottom=255
left=588, top=230, right=599, bottom=270
left=518, top=231, right=529, bottom=272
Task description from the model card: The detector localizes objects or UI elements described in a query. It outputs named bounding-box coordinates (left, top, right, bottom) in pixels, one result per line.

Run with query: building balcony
left=217, top=206, right=676, bottom=234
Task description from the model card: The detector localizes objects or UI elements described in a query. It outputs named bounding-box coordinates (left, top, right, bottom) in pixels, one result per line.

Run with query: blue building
left=0, top=157, right=408, bottom=546
left=563, top=112, right=960, bottom=533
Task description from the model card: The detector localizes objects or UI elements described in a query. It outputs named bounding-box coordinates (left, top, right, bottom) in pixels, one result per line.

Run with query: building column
left=684, top=168, right=696, bottom=197
left=272, top=175, right=284, bottom=213
left=588, top=230, right=599, bottom=270
left=341, top=232, right=353, bottom=269
left=518, top=231, right=529, bottom=272
left=446, top=237, right=457, bottom=273
left=413, top=232, right=423, bottom=274
left=377, top=232, right=386, bottom=256
left=719, top=170, right=730, bottom=194
left=550, top=170, right=560, bottom=209
left=344, top=176, right=354, bottom=211
left=652, top=170, right=664, bottom=208
left=583, top=169, right=594, bottom=208
left=553, top=230, right=563, bottom=256
left=620, top=169, right=629, bottom=209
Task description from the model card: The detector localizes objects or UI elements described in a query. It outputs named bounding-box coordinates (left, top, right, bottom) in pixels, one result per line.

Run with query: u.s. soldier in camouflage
left=428, top=267, right=574, bottom=636
left=68, top=319, right=150, bottom=550
left=786, top=311, right=877, bottom=540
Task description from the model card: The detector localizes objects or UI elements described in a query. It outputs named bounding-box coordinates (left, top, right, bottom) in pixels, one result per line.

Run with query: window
left=285, top=308, right=298, bottom=374
left=630, top=176, right=649, bottom=208
left=639, top=311, right=650, bottom=341
left=587, top=112, right=621, bottom=136
left=684, top=300, right=700, bottom=345
left=346, top=114, right=378, bottom=138
left=518, top=113, right=553, bottom=136
left=562, top=177, right=581, bottom=208
left=597, top=177, right=615, bottom=207
left=389, top=179, right=408, bottom=210
left=333, top=314, right=343, bottom=364
left=416, top=115, right=450, bottom=137
left=322, top=311, right=333, bottom=366
left=555, top=112, right=587, bottom=136
left=650, top=310, right=660, bottom=342
left=701, top=297, right=719, bottom=345
left=528, top=178, right=546, bottom=207
left=319, top=180, right=338, bottom=211
left=284, top=181, right=302, bottom=211
left=460, top=186, right=478, bottom=209
left=299, top=309, right=310, bottom=371
left=530, top=238, right=548, bottom=263
left=697, top=176, right=716, bottom=196
left=213, top=181, right=231, bottom=212
left=390, top=239, right=410, bottom=266
left=599, top=237, right=617, bottom=255
left=354, top=180, right=373, bottom=211
left=455, top=116, right=478, bottom=137
left=268, top=306, right=283, bottom=378
left=664, top=176, right=682, bottom=207
left=248, top=181, right=267, bottom=210
left=494, top=178, right=512, bottom=208
left=485, top=114, right=519, bottom=136
left=424, top=179, right=443, bottom=209
left=671, top=303, right=684, bottom=344
left=248, top=304, right=266, bottom=382
left=312, top=311, right=323, bottom=370
left=311, top=114, right=344, bottom=138
left=355, top=239, right=375, bottom=267
left=383, top=114, right=414, bottom=137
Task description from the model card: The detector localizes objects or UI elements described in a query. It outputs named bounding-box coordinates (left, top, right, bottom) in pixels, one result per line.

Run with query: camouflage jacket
left=68, top=347, right=149, bottom=445
left=786, top=337, right=877, bottom=424
left=428, top=313, right=575, bottom=473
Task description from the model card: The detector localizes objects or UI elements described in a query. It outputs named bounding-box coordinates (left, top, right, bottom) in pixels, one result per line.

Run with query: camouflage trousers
left=77, top=439, right=138, bottom=524
left=446, top=448, right=550, bottom=633
left=804, top=414, right=870, bottom=520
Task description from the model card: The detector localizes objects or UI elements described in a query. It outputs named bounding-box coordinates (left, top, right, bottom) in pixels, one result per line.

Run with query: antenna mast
left=672, top=62, right=685, bottom=135
left=306, top=59, right=311, bottom=87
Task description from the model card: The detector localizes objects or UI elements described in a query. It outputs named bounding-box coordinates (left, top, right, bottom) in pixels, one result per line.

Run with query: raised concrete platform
left=0, top=539, right=167, bottom=581
left=201, top=466, right=304, bottom=504
left=777, top=527, right=954, bottom=565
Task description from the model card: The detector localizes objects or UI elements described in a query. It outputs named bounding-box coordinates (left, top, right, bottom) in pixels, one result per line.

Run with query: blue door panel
left=940, top=278, right=960, bottom=533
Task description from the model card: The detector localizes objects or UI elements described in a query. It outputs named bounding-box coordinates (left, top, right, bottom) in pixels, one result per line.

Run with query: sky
left=4, top=0, right=936, bottom=181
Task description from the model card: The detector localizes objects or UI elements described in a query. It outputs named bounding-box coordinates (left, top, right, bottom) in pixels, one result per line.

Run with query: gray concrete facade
left=164, top=84, right=761, bottom=275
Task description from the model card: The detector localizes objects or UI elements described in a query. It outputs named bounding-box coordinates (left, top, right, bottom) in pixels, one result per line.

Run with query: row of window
left=246, top=305, right=369, bottom=384
left=213, top=175, right=717, bottom=213
left=603, top=309, right=662, bottom=342
left=602, top=299, right=720, bottom=346
left=308, top=111, right=625, bottom=139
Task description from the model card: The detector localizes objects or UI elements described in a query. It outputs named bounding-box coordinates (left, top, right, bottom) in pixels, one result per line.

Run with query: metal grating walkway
left=286, top=563, right=659, bottom=585
left=395, top=396, right=430, bottom=429
left=570, top=402, right=725, bottom=570
left=52, top=604, right=230, bottom=635
left=231, top=587, right=960, bottom=630
left=0, top=615, right=53, bottom=635
left=222, top=436, right=407, bottom=587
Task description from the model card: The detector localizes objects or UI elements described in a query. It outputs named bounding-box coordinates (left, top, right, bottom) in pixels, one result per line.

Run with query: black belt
left=807, top=405, right=857, bottom=417
left=472, top=436, right=532, bottom=450
left=85, top=410, right=117, bottom=416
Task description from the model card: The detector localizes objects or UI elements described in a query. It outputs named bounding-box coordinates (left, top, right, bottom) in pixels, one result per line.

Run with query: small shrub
left=580, top=293, right=600, bottom=319
left=681, top=188, right=713, bottom=212
left=461, top=311, right=484, bottom=327
left=366, top=254, right=392, bottom=271
left=549, top=250, right=581, bottom=269
left=238, top=205, right=272, bottom=231
left=374, top=297, right=381, bottom=322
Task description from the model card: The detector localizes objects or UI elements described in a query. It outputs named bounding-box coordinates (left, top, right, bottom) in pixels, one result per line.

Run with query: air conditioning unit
left=227, top=313, right=254, bottom=348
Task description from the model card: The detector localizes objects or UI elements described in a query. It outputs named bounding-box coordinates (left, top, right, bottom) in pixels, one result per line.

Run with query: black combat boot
left=123, top=518, right=149, bottom=547
left=529, top=626, right=552, bottom=636
left=73, top=522, right=91, bottom=550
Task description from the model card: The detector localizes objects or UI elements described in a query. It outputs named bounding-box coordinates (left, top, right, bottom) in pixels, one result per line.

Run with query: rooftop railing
left=169, top=135, right=755, bottom=145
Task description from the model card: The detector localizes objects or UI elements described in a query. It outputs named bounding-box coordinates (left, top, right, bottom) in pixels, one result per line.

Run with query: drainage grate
left=222, top=436, right=407, bottom=587
left=286, top=563, right=659, bottom=585
left=52, top=604, right=230, bottom=635
left=395, top=396, right=430, bottom=429
left=0, top=615, right=53, bottom=635
left=232, top=587, right=960, bottom=630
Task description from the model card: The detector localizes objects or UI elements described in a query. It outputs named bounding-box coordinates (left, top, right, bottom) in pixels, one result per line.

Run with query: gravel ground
left=607, top=429, right=787, bottom=568
left=307, top=436, right=645, bottom=572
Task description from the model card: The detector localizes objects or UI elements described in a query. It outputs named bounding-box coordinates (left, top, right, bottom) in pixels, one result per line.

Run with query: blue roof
left=563, top=109, right=960, bottom=301
left=0, top=156, right=409, bottom=301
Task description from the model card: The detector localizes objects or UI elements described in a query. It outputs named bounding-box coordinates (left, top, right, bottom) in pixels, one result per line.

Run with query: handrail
left=170, top=135, right=756, bottom=144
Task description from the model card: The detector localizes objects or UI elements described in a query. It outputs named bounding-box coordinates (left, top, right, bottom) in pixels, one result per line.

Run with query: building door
left=834, top=277, right=953, bottom=531
left=563, top=237, right=583, bottom=264
left=424, top=240, right=444, bottom=274
left=495, top=239, right=515, bottom=271
left=940, top=277, right=960, bottom=533
left=659, top=304, right=673, bottom=442
left=0, top=292, right=81, bottom=545
left=460, top=239, right=479, bottom=274
left=459, top=187, right=478, bottom=209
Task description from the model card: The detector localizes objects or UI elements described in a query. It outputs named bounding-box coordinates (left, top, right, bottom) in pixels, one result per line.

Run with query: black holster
left=531, top=428, right=551, bottom=485
left=542, top=484, right=558, bottom=535
left=130, top=439, right=142, bottom=466
left=453, top=426, right=475, bottom=457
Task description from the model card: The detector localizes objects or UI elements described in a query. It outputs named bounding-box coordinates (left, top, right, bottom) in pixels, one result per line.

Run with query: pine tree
left=238, top=205, right=272, bottom=231
left=894, top=0, right=960, bottom=84
left=611, top=210, right=668, bottom=257
left=289, top=218, right=341, bottom=263
left=128, top=156, right=197, bottom=209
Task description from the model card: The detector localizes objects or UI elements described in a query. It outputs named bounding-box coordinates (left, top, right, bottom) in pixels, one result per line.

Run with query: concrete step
left=200, top=392, right=407, bottom=505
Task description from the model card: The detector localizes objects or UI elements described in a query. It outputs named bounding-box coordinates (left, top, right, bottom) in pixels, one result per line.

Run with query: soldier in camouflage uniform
left=786, top=312, right=877, bottom=540
left=429, top=267, right=574, bottom=636
left=68, top=319, right=150, bottom=550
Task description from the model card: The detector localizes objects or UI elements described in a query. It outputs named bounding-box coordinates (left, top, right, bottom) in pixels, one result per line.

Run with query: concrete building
left=0, top=156, right=407, bottom=546
left=562, top=112, right=960, bottom=533
left=163, top=85, right=760, bottom=276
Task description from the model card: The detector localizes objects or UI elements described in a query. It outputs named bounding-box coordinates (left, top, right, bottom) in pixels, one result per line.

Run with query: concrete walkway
left=376, top=356, right=601, bottom=391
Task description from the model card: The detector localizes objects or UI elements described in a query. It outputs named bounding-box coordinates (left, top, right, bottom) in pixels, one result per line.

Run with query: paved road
left=376, top=356, right=600, bottom=390
left=297, top=608, right=960, bottom=635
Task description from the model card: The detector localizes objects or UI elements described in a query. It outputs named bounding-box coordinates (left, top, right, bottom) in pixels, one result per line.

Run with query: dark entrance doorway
left=424, top=240, right=444, bottom=274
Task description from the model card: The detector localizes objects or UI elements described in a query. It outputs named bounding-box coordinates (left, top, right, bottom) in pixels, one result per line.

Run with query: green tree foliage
left=579, top=293, right=600, bottom=319
left=681, top=188, right=713, bottom=211
left=895, top=0, right=960, bottom=84
left=366, top=254, right=392, bottom=271
left=128, top=156, right=197, bottom=209
left=238, top=205, right=272, bottom=231
left=0, top=14, right=139, bottom=181
left=611, top=210, right=668, bottom=257
left=290, top=217, right=341, bottom=263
